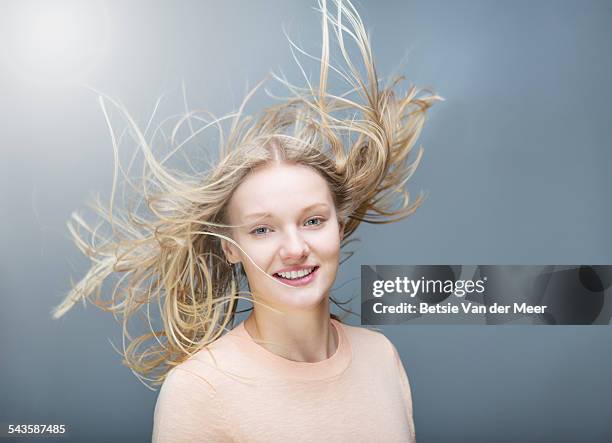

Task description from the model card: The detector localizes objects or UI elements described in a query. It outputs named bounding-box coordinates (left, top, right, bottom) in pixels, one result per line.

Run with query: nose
left=279, top=228, right=310, bottom=261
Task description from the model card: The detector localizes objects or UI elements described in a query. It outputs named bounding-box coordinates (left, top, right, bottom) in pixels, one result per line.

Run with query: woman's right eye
left=250, top=226, right=270, bottom=236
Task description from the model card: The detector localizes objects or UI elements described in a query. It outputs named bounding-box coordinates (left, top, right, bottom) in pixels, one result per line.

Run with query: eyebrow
left=243, top=203, right=331, bottom=222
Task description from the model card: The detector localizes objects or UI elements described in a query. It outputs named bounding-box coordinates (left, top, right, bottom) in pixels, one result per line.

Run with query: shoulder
left=157, top=364, right=216, bottom=398
left=154, top=364, right=223, bottom=424
left=337, top=321, right=397, bottom=361
left=152, top=367, right=227, bottom=442
left=186, top=325, right=259, bottom=381
left=338, top=321, right=394, bottom=347
left=152, top=347, right=235, bottom=442
left=154, top=326, right=245, bottom=402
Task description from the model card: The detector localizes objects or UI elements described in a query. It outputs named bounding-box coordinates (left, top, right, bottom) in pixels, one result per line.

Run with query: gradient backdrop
left=1, top=0, right=611, bottom=442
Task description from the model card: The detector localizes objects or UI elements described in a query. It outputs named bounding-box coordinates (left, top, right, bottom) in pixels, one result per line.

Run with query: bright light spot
left=2, top=0, right=110, bottom=85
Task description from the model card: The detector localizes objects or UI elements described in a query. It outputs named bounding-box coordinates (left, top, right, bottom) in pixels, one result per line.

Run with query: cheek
left=314, top=226, right=342, bottom=259
left=236, top=236, right=278, bottom=271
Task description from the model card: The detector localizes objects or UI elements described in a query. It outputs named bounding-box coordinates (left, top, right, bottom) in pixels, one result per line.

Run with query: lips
left=272, top=266, right=319, bottom=287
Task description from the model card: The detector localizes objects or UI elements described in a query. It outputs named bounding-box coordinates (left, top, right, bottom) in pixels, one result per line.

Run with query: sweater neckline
left=230, top=318, right=352, bottom=380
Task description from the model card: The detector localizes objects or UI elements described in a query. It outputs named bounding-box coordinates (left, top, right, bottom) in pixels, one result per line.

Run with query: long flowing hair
left=51, top=0, right=441, bottom=388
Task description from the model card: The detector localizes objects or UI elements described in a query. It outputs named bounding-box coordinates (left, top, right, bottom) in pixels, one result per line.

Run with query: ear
left=338, top=218, right=345, bottom=240
left=220, top=238, right=241, bottom=264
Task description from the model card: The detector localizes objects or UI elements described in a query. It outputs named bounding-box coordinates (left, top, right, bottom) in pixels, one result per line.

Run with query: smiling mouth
left=272, top=266, right=319, bottom=285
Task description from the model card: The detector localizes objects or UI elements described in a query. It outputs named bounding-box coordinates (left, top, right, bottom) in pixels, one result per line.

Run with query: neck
left=244, top=300, right=338, bottom=363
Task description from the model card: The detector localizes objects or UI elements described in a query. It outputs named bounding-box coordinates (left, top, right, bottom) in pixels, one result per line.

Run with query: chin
left=264, top=284, right=333, bottom=312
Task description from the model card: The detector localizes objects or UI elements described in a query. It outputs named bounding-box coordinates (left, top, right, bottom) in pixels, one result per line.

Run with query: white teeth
left=277, top=267, right=315, bottom=280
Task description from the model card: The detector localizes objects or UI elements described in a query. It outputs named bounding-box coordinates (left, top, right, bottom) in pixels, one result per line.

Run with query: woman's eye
left=251, top=227, right=270, bottom=236
left=305, top=217, right=324, bottom=226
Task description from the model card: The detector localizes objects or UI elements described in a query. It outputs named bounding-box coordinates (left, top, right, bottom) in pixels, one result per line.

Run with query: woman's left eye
left=305, top=217, right=324, bottom=226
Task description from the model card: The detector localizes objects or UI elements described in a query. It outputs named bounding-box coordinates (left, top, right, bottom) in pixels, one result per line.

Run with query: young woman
left=52, top=0, right=439, bottom=441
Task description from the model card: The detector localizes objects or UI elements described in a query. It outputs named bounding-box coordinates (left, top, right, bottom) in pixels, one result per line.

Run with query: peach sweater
left=152, top=319, right=416, bottom=442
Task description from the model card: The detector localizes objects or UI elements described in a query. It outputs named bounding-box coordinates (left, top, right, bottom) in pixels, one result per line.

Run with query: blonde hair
left=51, top=0, right=441, bottom=388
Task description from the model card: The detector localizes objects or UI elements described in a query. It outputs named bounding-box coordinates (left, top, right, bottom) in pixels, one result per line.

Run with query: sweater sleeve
left=390, top=342, right=416, bottom=442
left=152, top=367, right=232, bottom=443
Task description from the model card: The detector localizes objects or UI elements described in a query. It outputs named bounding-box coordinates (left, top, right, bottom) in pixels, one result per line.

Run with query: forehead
left=228, top=163, right=334, bottom=222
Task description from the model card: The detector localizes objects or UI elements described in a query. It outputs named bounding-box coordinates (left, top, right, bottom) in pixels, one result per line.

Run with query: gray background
left=1, top=0, right=611, bottom=442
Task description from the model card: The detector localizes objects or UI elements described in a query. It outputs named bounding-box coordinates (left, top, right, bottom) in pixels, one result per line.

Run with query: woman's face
left=222, top=162, right=344, bottom=312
